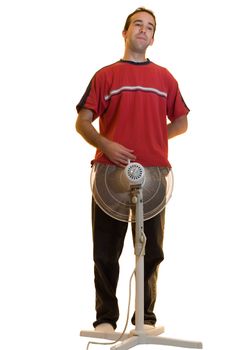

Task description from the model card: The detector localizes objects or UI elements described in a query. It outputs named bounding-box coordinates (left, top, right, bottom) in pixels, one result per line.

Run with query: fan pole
left=131, top=186, right=145, bottom=335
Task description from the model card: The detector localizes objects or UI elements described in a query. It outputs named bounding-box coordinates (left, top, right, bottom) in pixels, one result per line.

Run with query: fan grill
left=91, top=163, right=173, bottom=223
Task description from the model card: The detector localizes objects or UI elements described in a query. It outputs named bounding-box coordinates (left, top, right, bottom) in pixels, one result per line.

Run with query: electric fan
left=90, top=162, right=173, bottom=222
left=80, top=162, right=203, bottom=350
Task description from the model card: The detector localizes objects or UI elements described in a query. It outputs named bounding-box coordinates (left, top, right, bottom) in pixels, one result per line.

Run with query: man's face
left=122, top=12, right=155, bottom=53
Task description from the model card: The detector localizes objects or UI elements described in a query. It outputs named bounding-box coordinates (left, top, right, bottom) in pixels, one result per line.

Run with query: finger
left=122, top=147, right=135, bottom=153
left=125, top=153, right=136, bottom=161
left=114, top=160, right=126, bottom=168
left=117, top=158, right=129, bottom=166
left=120, top=149, right=136, bottom=159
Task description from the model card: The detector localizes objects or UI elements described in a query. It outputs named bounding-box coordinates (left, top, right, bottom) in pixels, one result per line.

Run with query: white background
left=0, top=0, right=233, bottom=349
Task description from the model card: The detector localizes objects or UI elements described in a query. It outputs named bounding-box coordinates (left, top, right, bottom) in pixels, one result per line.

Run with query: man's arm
left=75, top=108, right=136, bottom=167
left=167, top=115, right=188, bottom=139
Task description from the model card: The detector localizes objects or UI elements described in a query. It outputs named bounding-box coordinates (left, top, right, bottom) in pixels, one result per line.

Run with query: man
left=76, top=7, right=189, bottom=332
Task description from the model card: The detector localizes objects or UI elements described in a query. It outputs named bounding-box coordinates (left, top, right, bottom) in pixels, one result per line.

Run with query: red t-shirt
left=77, top=59, right=189, bottom=167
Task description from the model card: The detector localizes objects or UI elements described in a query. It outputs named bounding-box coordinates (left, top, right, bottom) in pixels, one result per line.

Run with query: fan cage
left=91, top=163, right=173, bottom=223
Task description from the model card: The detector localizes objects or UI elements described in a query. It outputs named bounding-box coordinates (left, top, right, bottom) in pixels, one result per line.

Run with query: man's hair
left=123, top=7, right=156, bottom=37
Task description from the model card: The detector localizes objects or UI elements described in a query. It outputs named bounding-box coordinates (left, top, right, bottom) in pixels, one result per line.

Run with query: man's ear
left=122, top=30, right=127, bottom=40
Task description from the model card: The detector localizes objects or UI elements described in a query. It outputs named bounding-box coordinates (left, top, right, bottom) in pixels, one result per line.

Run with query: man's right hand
left=76, top=109, right=136, bottom=167
left=101, top=139, right=136, bottom=168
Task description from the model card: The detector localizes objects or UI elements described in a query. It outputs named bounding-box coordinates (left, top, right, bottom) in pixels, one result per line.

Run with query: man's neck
left=122, top=52, right=147, bottom=63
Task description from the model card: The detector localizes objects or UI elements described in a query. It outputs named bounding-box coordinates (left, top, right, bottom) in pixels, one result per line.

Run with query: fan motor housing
left=123, top=162, right=145, bottom=186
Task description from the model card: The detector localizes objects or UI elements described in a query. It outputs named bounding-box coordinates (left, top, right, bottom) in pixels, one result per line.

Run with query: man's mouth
left=136, top=36, right=147, bottom=41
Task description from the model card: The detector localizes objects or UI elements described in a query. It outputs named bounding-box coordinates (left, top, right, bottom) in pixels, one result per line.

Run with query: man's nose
left=140, top=25, right=146, bottom=33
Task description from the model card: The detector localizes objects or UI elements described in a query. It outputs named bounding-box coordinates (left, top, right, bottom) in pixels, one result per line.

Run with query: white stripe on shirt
left=104, top=85, right=167, bottom=101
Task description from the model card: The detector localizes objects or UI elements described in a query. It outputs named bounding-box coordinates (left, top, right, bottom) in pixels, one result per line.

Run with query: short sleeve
left=76, top=71, right=109, bottom=121
left=166, top=72, right=190, bottom=122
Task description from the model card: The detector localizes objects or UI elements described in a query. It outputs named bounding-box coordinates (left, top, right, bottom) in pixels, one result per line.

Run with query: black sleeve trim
left=76, top=79, right=92, bottom=113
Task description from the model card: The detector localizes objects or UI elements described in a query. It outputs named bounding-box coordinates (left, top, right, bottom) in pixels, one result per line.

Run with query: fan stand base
left=80, top=326, right=203, bottom=349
